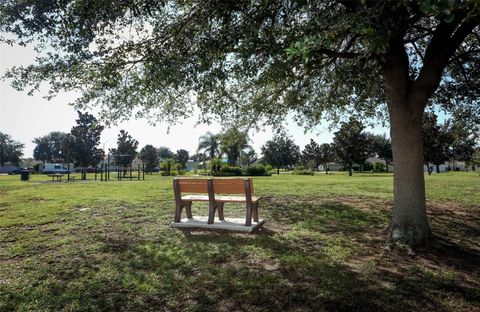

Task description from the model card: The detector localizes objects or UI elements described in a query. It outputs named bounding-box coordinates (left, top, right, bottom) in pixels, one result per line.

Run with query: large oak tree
left=0, top=132, right=24, bottom=166
left=64, top=111, right=104, bottom=180
left=33, top=131, right=67, bottom=163
left=1, top=1, right=479, bottom=246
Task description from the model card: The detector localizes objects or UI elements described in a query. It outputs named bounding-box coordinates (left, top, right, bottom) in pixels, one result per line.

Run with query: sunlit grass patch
left=0, top=172, right=478, bottom=311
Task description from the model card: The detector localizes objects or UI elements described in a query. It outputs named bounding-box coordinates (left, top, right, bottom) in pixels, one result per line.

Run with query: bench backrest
left=174, top=178, right=254, bottom=195
left=177, top=178, right=209, bottom=193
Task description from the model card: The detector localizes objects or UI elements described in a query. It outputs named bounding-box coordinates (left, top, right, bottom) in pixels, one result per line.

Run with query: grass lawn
left=0, top=172, right=479, bottom=311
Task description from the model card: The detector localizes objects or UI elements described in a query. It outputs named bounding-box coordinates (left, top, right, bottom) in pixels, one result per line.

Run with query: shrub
left=210, top=157, right=223, bottom=174
left=214, top=165, right=244, bottom=176
left=293, top=168, right=314, bottom=176
left=246, top=165, right=270, bottom=176
left=374, top=162, right=386, bottom=172
left=363, top=161, right=373, bottom=171
left=160, top=158, right=177, bottom=176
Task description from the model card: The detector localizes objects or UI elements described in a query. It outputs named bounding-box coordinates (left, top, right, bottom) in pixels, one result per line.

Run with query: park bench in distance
left=170, top=178, right=265, bottom=232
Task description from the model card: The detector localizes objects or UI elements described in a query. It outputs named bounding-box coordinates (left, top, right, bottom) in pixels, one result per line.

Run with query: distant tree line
left=259, top=115, right=477, bottom=176
left=5, top=112, right=478, bottom=179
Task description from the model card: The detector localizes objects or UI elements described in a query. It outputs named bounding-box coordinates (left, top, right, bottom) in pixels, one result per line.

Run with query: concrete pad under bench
left=170, top=216, right=265, bottom=233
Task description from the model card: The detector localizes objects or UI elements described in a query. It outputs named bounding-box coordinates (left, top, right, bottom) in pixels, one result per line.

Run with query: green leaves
left=0, top=0, right=478, bottom=133
left=285, top=38, right=312, bottom=63
left=418, top=0, right=457, bottom=23
left=0, top=132, right=24, bottom=166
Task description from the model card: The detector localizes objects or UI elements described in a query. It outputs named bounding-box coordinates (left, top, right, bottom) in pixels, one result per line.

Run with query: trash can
left=20, top=170, right=29, bottom=181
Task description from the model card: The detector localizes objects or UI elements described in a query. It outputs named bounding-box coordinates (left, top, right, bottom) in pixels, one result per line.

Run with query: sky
left=0, top=39, right=389, bottom=160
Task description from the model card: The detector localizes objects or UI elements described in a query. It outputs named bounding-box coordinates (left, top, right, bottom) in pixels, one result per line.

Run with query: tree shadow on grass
left=1, top=198, right=479, bottom=311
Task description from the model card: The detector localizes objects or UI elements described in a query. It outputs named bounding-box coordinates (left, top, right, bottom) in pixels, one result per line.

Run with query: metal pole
left=142, top=163, right=145, bottom=180
left=138, top=164, right=140, bottom=180
left=101, top=163, right=103, bottom=181
left=129, top=165, right=132, bottom=181
left=107, top=154, right=110, bottom=181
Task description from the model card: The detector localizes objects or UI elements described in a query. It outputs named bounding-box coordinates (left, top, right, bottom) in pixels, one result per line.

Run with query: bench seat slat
left=181, top=194, right=260, bottom=203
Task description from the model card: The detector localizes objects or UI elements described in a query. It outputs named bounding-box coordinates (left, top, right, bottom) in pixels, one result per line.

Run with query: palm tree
left=220, top=128, right=251, bottom=166
left=197, top=132, right=221, bottom=160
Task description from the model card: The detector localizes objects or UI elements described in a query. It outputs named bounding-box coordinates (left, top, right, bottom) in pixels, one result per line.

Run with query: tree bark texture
left=388, top=101, right=431, bottom=245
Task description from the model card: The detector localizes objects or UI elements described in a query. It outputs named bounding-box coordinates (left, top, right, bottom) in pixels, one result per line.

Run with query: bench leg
left=217, top=202, right=225, bottom=221
left=174, top=202, right=183, bottom=223
left=245, top=204, right=253, bottom=226
left=208, top=203, right=217, bottom=224
left=185, top=202, right=193, bottom=219
left=253, top=202, right=259, bottom=222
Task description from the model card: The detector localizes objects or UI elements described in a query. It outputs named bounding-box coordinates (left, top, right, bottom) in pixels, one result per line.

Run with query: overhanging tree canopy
left=1, top=1, right=479, bottom=246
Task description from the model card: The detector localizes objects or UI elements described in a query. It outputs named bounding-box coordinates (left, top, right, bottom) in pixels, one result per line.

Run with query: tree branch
left=412, top=12, right=480, bottom=107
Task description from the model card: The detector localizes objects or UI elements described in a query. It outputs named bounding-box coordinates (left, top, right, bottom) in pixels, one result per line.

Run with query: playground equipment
left=95, top=153, right=145, bottom=182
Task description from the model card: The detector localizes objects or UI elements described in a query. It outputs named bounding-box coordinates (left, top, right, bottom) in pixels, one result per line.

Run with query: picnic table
left=47, top=173, right=64, bottom=182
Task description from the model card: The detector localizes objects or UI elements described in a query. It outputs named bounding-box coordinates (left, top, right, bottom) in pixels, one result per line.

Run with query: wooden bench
left=173, top=178, right=260, bottom=226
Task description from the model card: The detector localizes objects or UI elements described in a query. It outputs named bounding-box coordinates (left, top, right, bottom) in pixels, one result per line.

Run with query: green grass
left=0, top=172, right=479, bottom=311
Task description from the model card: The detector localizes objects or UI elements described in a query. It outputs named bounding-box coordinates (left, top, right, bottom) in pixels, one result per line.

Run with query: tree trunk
left=385, top=160, right=389, bottom=172
left=436, top=164, right=440, bottom=173
left=388, top=101, right=431, bottom=246
left=348, top=165, right=352, bottom=176
left=277, top=166, right=280, bottom=175
left=359, top=163, right=364, bottom=173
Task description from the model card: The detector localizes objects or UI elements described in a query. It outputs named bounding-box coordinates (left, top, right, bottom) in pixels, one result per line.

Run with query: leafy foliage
left=110, top=130, right=139, bottom=167
left=370, top=134, right=392, bottom=171
left=245, top=164, right=270, bottom=176
left=319, top=143, right=336, bottom=173
left=139, top=145, right=159, bottom=173
left=217, top=165, right=243, bottom=176
left=160, top=158, right=177, bottom=176
left=422, top=113, right=451, bottom=173
left=190, top=152, right=206, bottom=162
left=220, top=128, right=251, bottom=166
left=157, top=146, right=175, bottom=160
left=239, top=147, right=257, bottom=168
left=0, top=132, right=24, bottom=166
left=175, top=149, right=189, bottom=169
left=332, top=118, right=372, bottom=176
left=293, top=166, right=315, bottom=176
left=301, top=139, right=322, bottom=170
left=197, top=132, right=221, bottom=160
left=1, top=1, right=478, bottom=129
left=448, top=121, right=477, bottom=163
left=32, top=132, right=67, bottom=163
left=62, top=111, right=104, bottom=178
left=422, top=112, right=477, bottom=173
left=261, top=132, right=300, bottom=174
